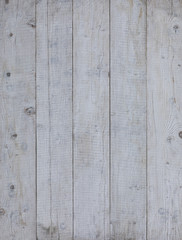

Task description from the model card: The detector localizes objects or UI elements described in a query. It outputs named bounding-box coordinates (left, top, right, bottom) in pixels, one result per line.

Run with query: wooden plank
left=73, top=0, right=110, bottom=239
left=147, top=0, right=182, bottom=239
left=36, top=0, right=51, bottom=239
left=36, top=0, right=73, bottom=239
left=110, top=0, right=147, bottom=239
left=48, top=0, right=72, bottom=237
left=0, top=0, right=36, bottom=239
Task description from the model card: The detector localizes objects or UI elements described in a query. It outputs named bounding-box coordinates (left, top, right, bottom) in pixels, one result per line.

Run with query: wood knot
left=0, top=208, right=5, bottom=215
left=11, top=133, right=17, bottom=139
left=10, top=185, right=15, bottom=190
left=25, top=107, right=35, bottom=115
left=179, top=131, right=182, bottom=138
left=173, top=25, right=179, bottom=33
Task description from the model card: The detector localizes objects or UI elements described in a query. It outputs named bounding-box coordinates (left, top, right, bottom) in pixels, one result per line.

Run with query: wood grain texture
left=3, top=1, right=182, bottom=239
left=36, top=0, right=73, bottom=239
left=110, top=0, right=147, bottom=239
left=0, top=0, right=36, bottom=239
left=36, top=0, right=51, bottom=239
left=73, top=0, right=110, bottom=239
left=147, top=0, right=182, bottom=239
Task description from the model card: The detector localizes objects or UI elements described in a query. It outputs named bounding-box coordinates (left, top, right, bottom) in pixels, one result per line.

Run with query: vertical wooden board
left=48, top=0, right=72, bottom=239
left=111, top=0, right=147, bottom=239
left=0, top=0, right=36, bottom=239
left=73, top=0, right=110, bottom=239
left=36, top=0, right=51, bottom=239
left=147, top=0, right=182, bottom=239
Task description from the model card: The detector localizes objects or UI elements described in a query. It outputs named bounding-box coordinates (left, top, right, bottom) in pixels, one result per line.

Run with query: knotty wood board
left=0, top=0, right=36, bottom=239
left=147, top=0, right=182, bottom=239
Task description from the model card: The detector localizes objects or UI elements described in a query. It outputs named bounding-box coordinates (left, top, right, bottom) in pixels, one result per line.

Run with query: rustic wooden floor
left=0, top=0, right=182, bottom=239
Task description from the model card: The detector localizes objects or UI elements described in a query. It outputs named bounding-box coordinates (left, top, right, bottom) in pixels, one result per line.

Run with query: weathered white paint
left=147, top=0, right=182, bottom=239
left=111, top=0, right=147, bottom=239
left=36, top=0, right=51, bottom=239
left=0, top=0, right=36, bottom=239
left=1, top=0, right=182, bottom=239
left=73, top=0, right=110, bottom=239
left=37, top=0, right=72, bottom=239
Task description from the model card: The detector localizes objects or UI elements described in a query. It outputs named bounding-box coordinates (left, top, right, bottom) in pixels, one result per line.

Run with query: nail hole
left=9, top=33, right=13, bottom=37
left=6, top=72, right=11, bottom=77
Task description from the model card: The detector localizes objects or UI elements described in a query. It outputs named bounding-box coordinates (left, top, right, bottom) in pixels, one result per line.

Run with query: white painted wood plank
left=0, top=0, right=36, bottom=239
left=73, top=0, right=110, bottom=239
left=36, top=0, right=51, bottom=239
left=111, top=0, right=147, bottom=239
left=37, top=0, right=73, bottom=239
left=48, top=0, right=73, bottom=237
left=147, top=0, right=182, bottom=239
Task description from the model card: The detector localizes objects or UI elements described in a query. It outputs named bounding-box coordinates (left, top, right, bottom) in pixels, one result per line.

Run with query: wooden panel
left=36, top=0, right=73, bottom=239
left=147, top=0, right=182, bottom=239
left=4, top=1, right=182, bottom=239
left=73, top=0, right=110, bottom=239
left=110, top=0, right=147, bottom=239
left=0, top=0, right=36, bottom=239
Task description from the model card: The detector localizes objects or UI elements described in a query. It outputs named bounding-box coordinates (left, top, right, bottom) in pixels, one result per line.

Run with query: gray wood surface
left=0, top=0, right=36, bottom=239
left=37, top=0, right=72, bottom=239
left=73, top=0, right=109, bottom=239
left=147, top=0, right=182, bottom=239
left=111, top=0, right=146, bottom=239
left=1, top=0, right=182, bottom=239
